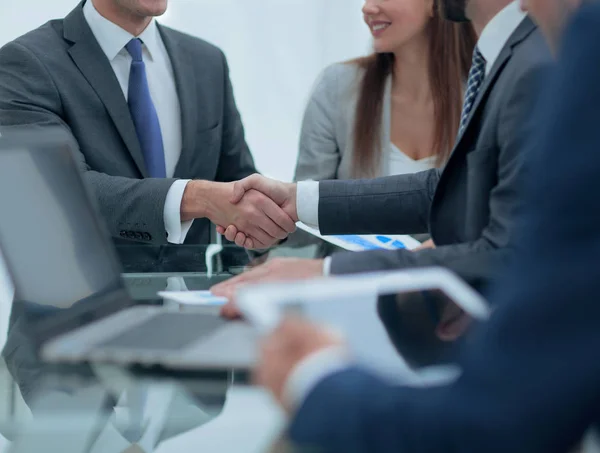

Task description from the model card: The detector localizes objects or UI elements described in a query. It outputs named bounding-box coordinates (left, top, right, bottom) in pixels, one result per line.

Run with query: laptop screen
left=0, top=128, right=133, bottom=346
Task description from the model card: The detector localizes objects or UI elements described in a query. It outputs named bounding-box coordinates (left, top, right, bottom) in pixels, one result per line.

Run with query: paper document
left=158, top=290, right=228, bottom=306
left=296, top=222, right=421, bottom=251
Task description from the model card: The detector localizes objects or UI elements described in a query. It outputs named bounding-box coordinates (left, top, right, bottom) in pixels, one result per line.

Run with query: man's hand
left=414, top=239, right=436, bottom=251
left=215, top=174, right=299, bottom=249
left=211, top=258, right=325, bottom=319
left=182, top=180, right=296, bottom=249
left=254, top=317, right=345, bottom=413
left=436, top=302, right=473, bottom=341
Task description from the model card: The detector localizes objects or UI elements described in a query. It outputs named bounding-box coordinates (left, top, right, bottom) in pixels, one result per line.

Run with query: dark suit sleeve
left=328, top=58, right=544, bottom=275
left=318, top=169, right=441, bottom=235
left=214, top=51, right=257, bottom=182
left=0, top=41, right=176, bottom=244
left=288, top=7, right=600, bottom=452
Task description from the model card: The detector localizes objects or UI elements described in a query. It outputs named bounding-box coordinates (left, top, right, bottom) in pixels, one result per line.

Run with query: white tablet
left=237, top=267, right=490, bottom=334
left=236, top=267, right=491, bottom=380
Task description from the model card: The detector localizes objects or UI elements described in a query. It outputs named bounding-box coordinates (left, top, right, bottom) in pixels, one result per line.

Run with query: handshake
left=184, top=174, right=299, bottom=249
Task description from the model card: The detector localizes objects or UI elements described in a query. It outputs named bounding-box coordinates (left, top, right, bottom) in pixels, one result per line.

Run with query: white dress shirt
left=84, top=0, right=193, bottom=244
left=297, top=0, right=526, bottom=276
left=285, top=0, right=528, bottom=408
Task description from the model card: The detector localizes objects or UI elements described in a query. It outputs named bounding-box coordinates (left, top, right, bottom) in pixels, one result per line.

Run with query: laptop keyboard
left=98, top=312, right=226, bottom=351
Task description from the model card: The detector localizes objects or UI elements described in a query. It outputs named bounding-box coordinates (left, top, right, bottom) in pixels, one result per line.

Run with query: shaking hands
left=214, top=174, right=299, bottom=249
left=181, top=175, right=298, bottom=249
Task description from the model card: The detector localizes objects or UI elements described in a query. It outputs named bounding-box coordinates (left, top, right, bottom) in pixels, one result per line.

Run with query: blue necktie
left=125, top=38, right=167, bottom=178
left=459, top=47, right=487, bottom=135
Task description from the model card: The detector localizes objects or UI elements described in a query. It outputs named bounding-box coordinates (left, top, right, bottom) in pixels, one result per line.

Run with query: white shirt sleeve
left=164, top=180, right=194, bottom=244
left=322, top=257, right=332, bottom=276
left=283, top=345, right=352, bottom=410
left=296, top=181, right=320, bottom=229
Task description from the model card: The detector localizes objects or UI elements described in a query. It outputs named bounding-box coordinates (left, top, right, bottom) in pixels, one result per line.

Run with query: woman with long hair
left=295, top=0, right=475, bottom=198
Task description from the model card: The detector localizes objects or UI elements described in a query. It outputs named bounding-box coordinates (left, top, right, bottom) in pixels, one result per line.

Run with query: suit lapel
left=63, top=3, right=148, bottom=177
left=454, top=17, right=537, bottom=151
left=159, top=25, right=198, bottom=178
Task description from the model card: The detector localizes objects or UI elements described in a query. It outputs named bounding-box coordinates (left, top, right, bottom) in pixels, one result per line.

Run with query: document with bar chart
left=296, top=222, right=422, bottom=252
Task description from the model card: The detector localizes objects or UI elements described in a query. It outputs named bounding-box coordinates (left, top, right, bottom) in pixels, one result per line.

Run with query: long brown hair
left=351, top=1, right=476, bottom=178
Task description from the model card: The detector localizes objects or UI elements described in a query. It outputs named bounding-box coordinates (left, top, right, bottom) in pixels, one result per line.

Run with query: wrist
left=181, top=180, right=222, bottom=221
left=313, top=259, right=325, bottom=276
left=287, top=182, right=299, bottom=222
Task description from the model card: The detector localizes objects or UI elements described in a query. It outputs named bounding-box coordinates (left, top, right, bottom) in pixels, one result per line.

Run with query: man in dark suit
left=0, top=0, right=295, bottom=248
left=253, top=2, right=600, bottom=452
left=211, top=0, right=552, bottom=307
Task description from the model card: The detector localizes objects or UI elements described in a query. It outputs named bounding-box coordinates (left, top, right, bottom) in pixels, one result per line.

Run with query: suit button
left=127, top=231, right=136, bottom=239
left=120, top=230, right=127, bottom=238
left=143, top=233, right=152, bottom=241
left=134, top=232, right=143, bottom=240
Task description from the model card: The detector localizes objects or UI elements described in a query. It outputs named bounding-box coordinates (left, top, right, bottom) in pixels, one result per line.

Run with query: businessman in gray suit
left=0, top=0, right=295, bottom=249
left=213, top=0, right=551, bottom=313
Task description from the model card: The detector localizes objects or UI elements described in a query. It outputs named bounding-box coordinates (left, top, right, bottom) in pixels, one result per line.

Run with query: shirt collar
left=83, top=0, right=161, bottom=62
left=477, top=0, right=527, bottom=75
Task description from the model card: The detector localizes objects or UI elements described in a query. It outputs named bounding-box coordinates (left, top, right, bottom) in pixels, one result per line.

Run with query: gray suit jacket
left=295, top=62, right=394, bottom=181
left=321, top=18, right=551, bottom=275
left=0, top=1, right=256, bottom=245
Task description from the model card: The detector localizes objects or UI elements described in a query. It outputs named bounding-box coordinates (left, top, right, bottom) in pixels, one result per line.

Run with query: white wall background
left=0, top=0, right=371, bottom=180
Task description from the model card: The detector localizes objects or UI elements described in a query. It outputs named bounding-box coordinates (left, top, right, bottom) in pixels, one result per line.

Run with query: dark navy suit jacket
left=288, top=5, right=600, bottom=452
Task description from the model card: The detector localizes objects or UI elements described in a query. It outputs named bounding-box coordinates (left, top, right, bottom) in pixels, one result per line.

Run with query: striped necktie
left=459, top=47, right=487, bottom=135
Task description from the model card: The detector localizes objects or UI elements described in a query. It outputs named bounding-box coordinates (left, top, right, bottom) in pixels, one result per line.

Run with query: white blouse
left=387, top=143, right=437, bottom=176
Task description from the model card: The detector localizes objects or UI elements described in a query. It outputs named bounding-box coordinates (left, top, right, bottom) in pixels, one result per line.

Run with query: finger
left=235, top=232, right=247, bottom=247
left=436, top=312, right=472, bottom=341
left=261, top=198, right=296, bottom=235
left=248, top=236, right=270, bottom=250
left=440, top=303, right=463, bottom=323
left=211, top=281, right=236, bottom=299
left=231, top=174, right=261, bottom=204
left=252, top=214, right=287, bottom=241
left=246, top=202, right=289, bottom=241
left=212, top=266, right=270, bottom=296
left=244, top=237, right=255, bottom=249
left=247, top=227, right=275, bottom=249
left=220, top=301, right=242, bottom=319
left=224, top=225, right=238, bottom=242
left=211, top=278, right=239, bottom=297
left=216, top=225, right=226, bottom=235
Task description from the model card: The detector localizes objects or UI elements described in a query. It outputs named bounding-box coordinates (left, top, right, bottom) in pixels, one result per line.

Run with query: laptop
left=0, top=128, right=258, bottom=370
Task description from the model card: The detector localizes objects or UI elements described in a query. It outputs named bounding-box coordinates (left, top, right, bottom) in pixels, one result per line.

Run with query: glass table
left=0, top=243, right=317, bottom=453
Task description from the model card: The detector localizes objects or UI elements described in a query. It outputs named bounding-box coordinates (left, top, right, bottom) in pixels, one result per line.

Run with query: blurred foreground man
left=0, top=0, right=295, bottom=248
left=255, top=1, right=600, bottom=452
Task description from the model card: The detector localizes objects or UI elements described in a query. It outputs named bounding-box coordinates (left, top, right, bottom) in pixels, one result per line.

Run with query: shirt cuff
left=164, top=180, right=194, bottom=244
left=296, top=181, right=320, bottom=229
left=283, top=345, right=351, bottom=411
left=322, top=257, right=332, bottom=276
